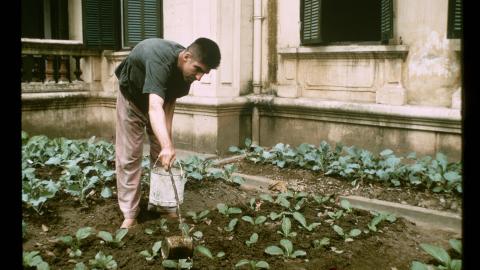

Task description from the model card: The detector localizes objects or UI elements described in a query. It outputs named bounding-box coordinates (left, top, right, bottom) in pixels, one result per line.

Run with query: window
left=123, top=0, right=163, bottom=48
left=301, top=0, right=393, bottom=45
left=83, top=0, right=121, bottom=50
left=447, top=0, right=462, bottom=39
left=82, top=0, right=163, bottom=50
left=21, top=0, right=69, bottom=40
left=22, top=0, right=163, bottom=50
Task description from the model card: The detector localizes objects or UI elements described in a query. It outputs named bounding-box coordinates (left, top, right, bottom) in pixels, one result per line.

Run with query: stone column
left=162, top=0, right=253, bottom=153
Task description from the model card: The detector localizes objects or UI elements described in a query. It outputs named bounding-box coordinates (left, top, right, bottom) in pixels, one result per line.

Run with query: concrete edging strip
left=233, top=172, right=461, bottom=233
left=233, top=172, right=277, bottom=193
left=212, top=154, right=247, bottom=166
left=339, top=195, right=461, bottom=233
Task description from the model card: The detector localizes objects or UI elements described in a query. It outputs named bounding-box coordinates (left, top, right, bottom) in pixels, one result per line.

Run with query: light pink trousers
left=115, top=92, right=162, bottom=219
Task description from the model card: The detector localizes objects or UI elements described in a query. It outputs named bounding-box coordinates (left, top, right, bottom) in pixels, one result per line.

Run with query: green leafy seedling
left=235, top=259, right=270, bottom=269
left=293, top=212, right=321, bottom=231
left=217, top=203, right=242, bottom=217
left=289, top=197, right=307, bottom=211
left=144, top=218, right=169, bottom=235
left=245, top=233, right=258, bottom=247
left=313, top=194, right=332, bottom=205
left=339, top=199, right=353, bottom=213
left=162, top=259, right=193, bottom=269
left=23, top=251, right=50, bottom=270
left=186, top=210, right=210, bottom=223
left=268, top=211, right=287, bottom=221
left=58, top=227, right=95, bottom=257
left=180, top=223, right=191, bottom=237
left=193, top=231, right=203, bottom=241
left=74, top=262, right=87, bottom=270
left=264, top=239, right=307, bottom=258
left=312, top=237, right=330, bottom=249
left=88, top=251, right=117, bottom=270
left=332, top=225, right=361, bottom=242
left=242, top=215, right=267, bottom=226
left=259, top=194, right=274, bottom=203
left=276, top=217, right=297, bottom=238
left=194, top=245, right=225, bottom=260
left=159, top=218, right=169, bottom=232
left=139, top=241, right=162, bottom=261
left=326, top=209, right=344, bottom=221
left=368, top=211, right=397, bottom=232
left=274, top=196, right=291, bottom=210
left=248, top=198, right=257, bottom=211
left=97, top=228, right=128, bottom=247
left=411, top=239, right=462, bottom=270
left=224, top=218, right=238, bottom=232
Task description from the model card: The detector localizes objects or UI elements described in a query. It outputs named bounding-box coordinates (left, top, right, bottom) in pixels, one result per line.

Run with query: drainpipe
left=252, top=0, right=263, bottom=145
left=253, top=0, right=263, bottom=94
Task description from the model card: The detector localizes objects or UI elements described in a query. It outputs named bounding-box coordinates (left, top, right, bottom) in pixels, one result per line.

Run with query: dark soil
left=23, top=171, right=461, bottom=270
left=233, top=159, right=462, bottom=215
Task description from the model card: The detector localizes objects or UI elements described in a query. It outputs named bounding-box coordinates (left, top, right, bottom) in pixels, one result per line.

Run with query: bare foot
left=120, top=218, right=137, bottom=229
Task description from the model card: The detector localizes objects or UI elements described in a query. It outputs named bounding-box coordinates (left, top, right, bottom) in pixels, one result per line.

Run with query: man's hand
left=159, top=146, right=176, bottom=169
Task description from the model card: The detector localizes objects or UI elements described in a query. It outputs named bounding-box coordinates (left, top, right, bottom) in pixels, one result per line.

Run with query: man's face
left=182, top=54, right=210, bottom=83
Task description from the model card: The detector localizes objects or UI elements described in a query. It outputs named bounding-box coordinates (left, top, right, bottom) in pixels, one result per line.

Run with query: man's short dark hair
left=187, top=37, right=221, bottom=70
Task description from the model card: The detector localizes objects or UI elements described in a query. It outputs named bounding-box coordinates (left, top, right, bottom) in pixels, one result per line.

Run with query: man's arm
left=149, top=93, right=176, bottom=169
left=163, top=98, right=176, bottom=142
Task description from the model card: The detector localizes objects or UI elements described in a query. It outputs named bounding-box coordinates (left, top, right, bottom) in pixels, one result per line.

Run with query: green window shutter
left=82, top=0, right=120, bottom=50
left=301, top=0, right=322, bottom=45
left=380, top=0, right=393, bottom=44
left=124, top=0, right=163, bottom=48
left=447, top=0, right=462, bottom=39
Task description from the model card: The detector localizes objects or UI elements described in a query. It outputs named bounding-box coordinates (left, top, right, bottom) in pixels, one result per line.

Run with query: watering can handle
left=168, top=168, right=184, bottom=226
left=152, top=155, right=184, bottom=176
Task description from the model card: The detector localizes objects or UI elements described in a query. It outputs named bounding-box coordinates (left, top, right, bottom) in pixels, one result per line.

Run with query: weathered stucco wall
left=396, top=0, right=461, bottom=107
left=21, top=92, right=116, bottom=141
left=276, top=0, right=461, bottom=108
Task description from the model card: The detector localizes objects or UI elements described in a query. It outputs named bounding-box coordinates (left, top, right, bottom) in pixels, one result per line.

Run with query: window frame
left=447, top=0, right=462, bottom=39
left=122, top=0, right=164, bottom=49
left=300, top=0, right=393, bottom=46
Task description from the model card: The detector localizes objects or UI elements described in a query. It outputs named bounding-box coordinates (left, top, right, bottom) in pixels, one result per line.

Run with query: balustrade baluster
left=58, top=56, right=70, bottom=83
left=73, top=56, right=83, bottom=81
left=45, top=55, right=56, bottom=83
left=31, top=55, right=43, bottom=82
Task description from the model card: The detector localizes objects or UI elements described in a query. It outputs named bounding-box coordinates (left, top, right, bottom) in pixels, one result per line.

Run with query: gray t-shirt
left=115, top=38, right=192, bottom=113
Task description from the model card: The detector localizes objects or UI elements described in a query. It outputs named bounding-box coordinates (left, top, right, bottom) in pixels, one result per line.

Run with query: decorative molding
left=21, top=91, right=252, bottom=116
left=278, top=45, right=409, bottom=60
left=21, top=91, right=116, bottom=111
left=21, top=91, right=460, bottom=135
left=175, top=96, right=252, bottom=116
left=103, top=51, right=130, bottom=62
left=248, top=95, right=461, bottom=134
left=22, top=39, right=101, bottom=57
left=21, top=82, right=89, bottom=93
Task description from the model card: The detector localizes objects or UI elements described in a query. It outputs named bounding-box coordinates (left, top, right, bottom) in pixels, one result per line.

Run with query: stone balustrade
left=21, top=38, right=102, bottom=87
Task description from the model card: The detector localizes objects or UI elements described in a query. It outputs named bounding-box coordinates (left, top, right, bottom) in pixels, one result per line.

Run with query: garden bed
left=22, top=134, right=462, bottom=269
left=232, top=159, right=462, bottom=216
left=23, top=176, right=460, bottom=270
